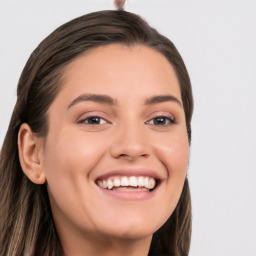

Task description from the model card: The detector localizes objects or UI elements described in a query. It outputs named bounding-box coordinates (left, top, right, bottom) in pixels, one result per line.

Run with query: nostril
left=119, top=154, right=134, bottom=161
left=109, top=138, right=150, bottom=160
left=118, top=153, right=149, bottom=161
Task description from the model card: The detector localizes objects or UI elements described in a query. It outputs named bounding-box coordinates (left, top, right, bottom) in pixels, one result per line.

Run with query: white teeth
left=137, top=176, right=144, bottom=187
left=97, top=179, right=103, bottom=187
left=107, top=179, right=113, bottom=190
left=148, top=178, right=156, bottom=189
left=121, top=177, right=129, bottom=186
left=113, top=178, right=121, bottom=187
left=144, top=177, right=149, bottom=188
left=129, top=176, right=138, bottom=187
left=102, top=180, right=107, bottom=189
left=97, top=176, right=157, bottom=190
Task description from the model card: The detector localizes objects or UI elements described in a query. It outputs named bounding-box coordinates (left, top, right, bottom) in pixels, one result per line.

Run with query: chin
left=99, top=217, right=164, bottom=240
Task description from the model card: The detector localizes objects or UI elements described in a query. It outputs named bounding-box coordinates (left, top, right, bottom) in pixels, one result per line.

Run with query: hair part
left=0, top=10, right=193, bottom=255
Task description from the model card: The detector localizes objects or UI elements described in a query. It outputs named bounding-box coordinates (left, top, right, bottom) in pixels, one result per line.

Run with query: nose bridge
left=110, top=119, right=149, bottom=160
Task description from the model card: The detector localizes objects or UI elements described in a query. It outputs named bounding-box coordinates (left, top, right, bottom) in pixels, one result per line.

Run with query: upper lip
left=94, top=168, right=164, bottom=182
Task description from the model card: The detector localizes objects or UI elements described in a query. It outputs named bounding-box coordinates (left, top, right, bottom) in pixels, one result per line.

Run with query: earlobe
left=18, top=123, right=46, bottom=184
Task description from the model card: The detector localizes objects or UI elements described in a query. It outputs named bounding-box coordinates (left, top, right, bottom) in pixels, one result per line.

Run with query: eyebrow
left=145, top=95, right=182, bottom=106
left=67, top=93, right=117, bottom=110
left=67, top=93, right=182, bottom=110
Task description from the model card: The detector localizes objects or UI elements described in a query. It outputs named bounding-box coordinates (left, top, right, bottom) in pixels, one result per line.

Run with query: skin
left=18, top=44, right=189, bottom=256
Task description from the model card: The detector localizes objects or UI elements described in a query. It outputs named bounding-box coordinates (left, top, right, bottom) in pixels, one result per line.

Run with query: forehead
left=58, top=43, right=181, bottom=102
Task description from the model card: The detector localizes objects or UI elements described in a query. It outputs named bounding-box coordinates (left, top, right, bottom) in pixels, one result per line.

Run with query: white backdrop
left=0, top=1, right=255, bottom=255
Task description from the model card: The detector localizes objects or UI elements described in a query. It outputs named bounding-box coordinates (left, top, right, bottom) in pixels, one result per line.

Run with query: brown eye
left=147, top=116, right=175, bottom=126
left=78, top=116, right=107, bottom=125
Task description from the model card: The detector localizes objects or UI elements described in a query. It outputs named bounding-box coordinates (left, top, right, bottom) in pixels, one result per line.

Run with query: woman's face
left=42, top=44, right=189, bottom=242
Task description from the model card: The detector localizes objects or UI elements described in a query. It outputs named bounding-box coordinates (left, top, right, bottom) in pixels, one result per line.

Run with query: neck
left=62, top=232, right=152, bottom=256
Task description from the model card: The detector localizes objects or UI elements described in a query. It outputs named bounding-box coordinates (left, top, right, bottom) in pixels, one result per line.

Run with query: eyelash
left=77, top=116, right=108, bottom=125
left=146, top=116, right=175, bottom=126
left=77, top=115, right=175, bottom=126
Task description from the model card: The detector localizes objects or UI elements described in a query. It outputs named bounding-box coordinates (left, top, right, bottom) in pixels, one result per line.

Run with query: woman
left=0, top=10, right=193, bottom=256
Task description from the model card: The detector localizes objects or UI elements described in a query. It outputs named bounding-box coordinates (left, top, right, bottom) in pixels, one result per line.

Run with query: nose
left=109, top=123, right=150, bottom=161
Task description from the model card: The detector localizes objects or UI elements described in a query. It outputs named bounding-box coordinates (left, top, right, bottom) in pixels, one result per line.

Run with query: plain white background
left=0, top=0, right=255, bottom=255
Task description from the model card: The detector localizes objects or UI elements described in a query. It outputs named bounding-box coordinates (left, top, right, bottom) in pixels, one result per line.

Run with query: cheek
left=155, top=131, right=189, bottom=174
left=44, top=130, right=107, bottom=175
left=42, top=131, right=109, bottom=229
left=42, top=130, right=107, bottom=204
left=155, top=132, right=189, bottom=210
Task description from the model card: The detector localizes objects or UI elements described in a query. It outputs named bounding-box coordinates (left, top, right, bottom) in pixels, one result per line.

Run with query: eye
left=146, top=116, right=175, bottom=126
left=78, top=116, right=108, bottom=125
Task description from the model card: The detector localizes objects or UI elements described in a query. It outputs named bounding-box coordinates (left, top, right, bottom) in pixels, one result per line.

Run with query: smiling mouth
left=96, top=176, right=158, bottom=192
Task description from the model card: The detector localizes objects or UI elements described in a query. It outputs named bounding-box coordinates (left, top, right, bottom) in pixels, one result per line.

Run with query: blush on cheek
left=156, top=139, right=189, bottom=174
left=156, top=138, right=189, bottom=212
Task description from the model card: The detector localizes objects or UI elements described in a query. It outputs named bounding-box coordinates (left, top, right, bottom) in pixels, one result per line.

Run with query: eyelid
left=76, top=111, right=111, bottom=125
left=145, top=112, right=176, bottom=126
left=77, top=116, right=109, bottom=125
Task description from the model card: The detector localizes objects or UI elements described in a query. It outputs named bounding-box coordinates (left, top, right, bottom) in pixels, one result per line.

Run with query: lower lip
left=96, top=185, right=158, bottom=201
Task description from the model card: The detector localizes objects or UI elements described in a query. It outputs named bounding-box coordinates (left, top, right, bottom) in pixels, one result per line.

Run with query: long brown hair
left=0, top=10, right=193, bottom=256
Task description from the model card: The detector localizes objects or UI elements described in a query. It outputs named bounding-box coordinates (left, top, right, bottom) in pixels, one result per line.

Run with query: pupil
left=154, top=117, right=165, bottom=125
left=88, top=117, right=100, bottom=124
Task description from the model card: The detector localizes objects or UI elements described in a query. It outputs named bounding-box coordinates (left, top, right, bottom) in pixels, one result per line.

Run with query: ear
left=18, top=123, right=46, bottom=184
